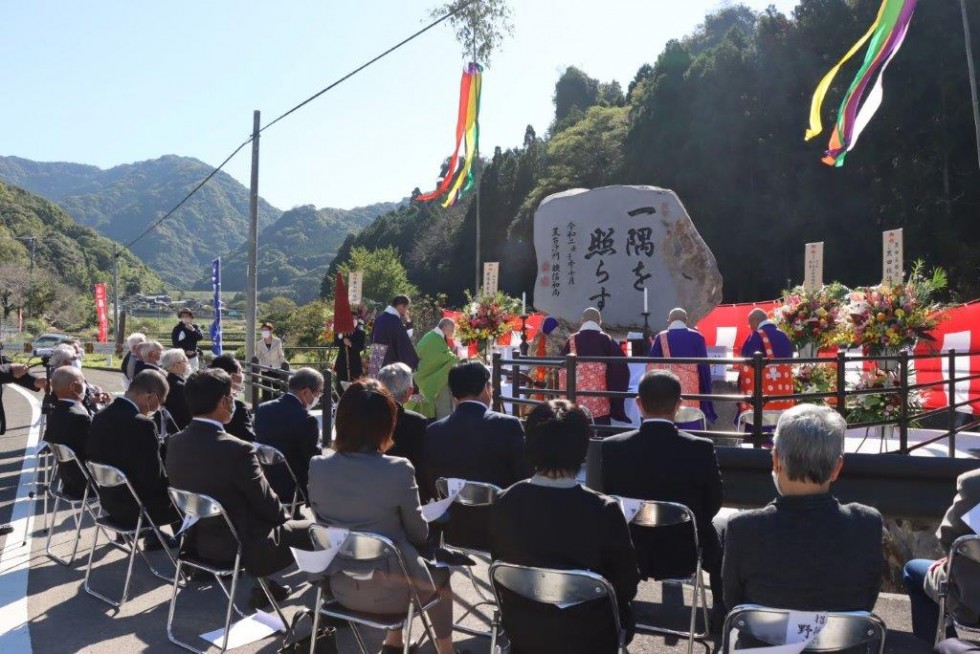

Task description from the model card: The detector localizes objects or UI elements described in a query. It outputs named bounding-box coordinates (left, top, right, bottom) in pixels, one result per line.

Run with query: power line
left=119, top=0, right=476, bottom=255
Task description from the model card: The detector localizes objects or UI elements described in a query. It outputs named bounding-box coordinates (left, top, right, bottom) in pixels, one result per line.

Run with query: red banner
left=94, top=283, right=108, bottom=344
left=914, top=301, right=980, bottom=414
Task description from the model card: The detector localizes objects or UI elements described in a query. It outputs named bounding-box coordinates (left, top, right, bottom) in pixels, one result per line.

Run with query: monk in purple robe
left=648, top=307, right=718, bottom=423
left=559, top=308, right=630, bottom=425
left=739, top=308, right=795, bottom=359
left=369, top=295, right=419, bottom=377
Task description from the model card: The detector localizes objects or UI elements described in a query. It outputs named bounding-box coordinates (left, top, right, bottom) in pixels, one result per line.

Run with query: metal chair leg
left=349, top=622, right=369, bottom=654
left=402, top=601, right=416, bottom=654
left=219, top=567, right=240, bottom=653
left=310, top=586, right=323, bottom=654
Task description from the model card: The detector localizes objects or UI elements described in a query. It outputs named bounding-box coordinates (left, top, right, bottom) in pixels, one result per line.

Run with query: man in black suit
left=378, top=362, right=428, bottom=496
left=133, top=340, right=164, bottom=376
left=723, top=404, right=883, bottom=614
left=167, top=369, right=313, bottom=607
left=423, top=359, right=530, bottom=550
left=209, top=354, right=256, bottom=442
left=601, top=370, right=725, bottom=621
left=87, top=370, right=179, bottom=532
left=254, top=367, right=323, bottom=504
left=44, top=367, right=92, bottom=499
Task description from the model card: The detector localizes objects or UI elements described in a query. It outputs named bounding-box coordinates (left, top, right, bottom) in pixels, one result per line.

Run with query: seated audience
left=161, top=348, right=191, bottom=430
left=44, top=366, right=93, bottom=499
left=423, top=359, right=530, bottom=550
left=254, top=367, right=323, bottom=504
left=491, top=400, right=640, bottom=654
left=166, top=369, right=313, bottom=608
left=904, top=468, right=980, bottom=642
left=46, top=344, right=104, bottom=415
left=209, top=354, right=256, bottom=442
left=121, top=332, right=146, bottom=381
left=723, top=404, right=883, bottom=613
left=378, top=362, right=427, bottom=494
left=87, top=370, right=179, bottom=534
left=133, top=340, right=164, bottom=376
left=308, top=380, right=456, bottom=654
left=601, top=369, right=725, bottom=621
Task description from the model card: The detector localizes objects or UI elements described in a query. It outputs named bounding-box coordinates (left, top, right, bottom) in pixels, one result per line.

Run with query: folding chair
left=31, top=441, right=53, bottom=533
left=675, top=406, right=708, bottom=432
left=44, top=442, right=99, bottom=566
left=435, top=477, right=502, bottom=637
left=253, top=443, right=305, bottom=515
left=308, top=526, right=440, bottom=654
left=721, top=604, right=886, bottom=653
left=83, top=461, right=180, bottom=607
left=735, top=409, right=786, bottom=433
left=629, top=499, right=708, bottom=654
left=488, top=562, right=628, bottom=654
left=936, top=534, right=980, bottom=643
left=166, top=487, right=289, bottom=654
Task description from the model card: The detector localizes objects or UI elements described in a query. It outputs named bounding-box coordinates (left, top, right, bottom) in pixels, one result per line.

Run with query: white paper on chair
left=961, top=502, right=980, bottom=533
left=291, top=527, right=349, bottom=573
left=734, top=610, right=828, bottom=654
left=611, top=496, right=644, bottom=523
left=200, top=610, right=285, bottom=649
left=420, top=478, right=467, bottom=522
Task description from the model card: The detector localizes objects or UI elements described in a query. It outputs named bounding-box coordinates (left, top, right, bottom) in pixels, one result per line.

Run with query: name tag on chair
left=611, top=496, right=644, bottom=523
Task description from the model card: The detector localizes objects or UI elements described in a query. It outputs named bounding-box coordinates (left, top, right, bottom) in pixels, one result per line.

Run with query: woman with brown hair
left=307, top=380, right=457, bottom=654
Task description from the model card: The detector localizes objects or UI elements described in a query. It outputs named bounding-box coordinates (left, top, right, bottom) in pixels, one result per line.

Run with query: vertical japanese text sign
left=94, top=283, right=108, bottom=343
left=882, top=229, right=904, bottom=285
left=803, top=242, right=824, bottom=293
left=348, top=271, right=364, bottom=305
left=483, top=262, right=500, bottom=296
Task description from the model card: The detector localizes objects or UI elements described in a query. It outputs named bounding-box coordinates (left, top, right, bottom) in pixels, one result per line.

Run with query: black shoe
left=249, top=580, right=291, bottom=611
left=142, top=533, right=177, bottom=551
left=0, top=524, right=13, bottom=536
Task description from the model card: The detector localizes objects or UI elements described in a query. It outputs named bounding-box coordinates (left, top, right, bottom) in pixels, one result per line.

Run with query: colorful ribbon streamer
left=417, top=63, right=483, bottom=207
left=804, top=0, right=918, bottom=167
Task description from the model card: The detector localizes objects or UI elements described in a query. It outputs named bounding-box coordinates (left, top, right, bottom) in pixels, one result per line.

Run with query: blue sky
left=1, top=0, right=798, bottom=211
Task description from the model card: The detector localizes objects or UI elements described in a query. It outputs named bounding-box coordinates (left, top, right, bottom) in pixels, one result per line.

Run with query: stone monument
left=532, top=185, right=723, bottom=330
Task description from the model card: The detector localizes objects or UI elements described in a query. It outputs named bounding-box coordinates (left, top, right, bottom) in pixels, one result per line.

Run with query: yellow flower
left=895, top=308, right=905, bottom=318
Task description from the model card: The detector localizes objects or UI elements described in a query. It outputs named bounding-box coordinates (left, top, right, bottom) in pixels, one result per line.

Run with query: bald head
left=667, top=307, right=688, bottom=325
left=51, top=366, right=85, bottom=400
left=582, top=307, right=602, bottom=325
left=748, top=308, right=768, bottom=330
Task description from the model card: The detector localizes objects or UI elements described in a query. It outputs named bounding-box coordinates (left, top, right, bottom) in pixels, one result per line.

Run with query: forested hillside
left=0, top=181, right=164, bottom=328
left=0, top=155, right=281, bottom=287
left=200, top=200, right=402, bottom=303
left=329, top=0, right=980, bottom=305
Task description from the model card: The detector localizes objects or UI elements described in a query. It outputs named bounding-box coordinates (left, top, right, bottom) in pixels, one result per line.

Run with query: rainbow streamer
left=804, top=0, right=918, bottom=167
left=417, top=63, right=483, bottom=207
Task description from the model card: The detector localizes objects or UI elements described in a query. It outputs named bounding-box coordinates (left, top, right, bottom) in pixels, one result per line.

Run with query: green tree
left=334, top=246, right=418, bottom=309
left=553, top=66, right=600, bottom=127
left=292, top=301, right=330, bottom=347
left=261, top=297, right=298, bottom=340
left=430, top=0, right=513, bottom=66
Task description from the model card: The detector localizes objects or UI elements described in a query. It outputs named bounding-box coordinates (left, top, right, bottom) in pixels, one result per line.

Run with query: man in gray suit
left=905, top=468, right=980, bottom=641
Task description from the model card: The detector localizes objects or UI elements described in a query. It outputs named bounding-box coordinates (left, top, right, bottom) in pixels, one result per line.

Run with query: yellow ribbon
left=804, top=0, right=887, bottom=141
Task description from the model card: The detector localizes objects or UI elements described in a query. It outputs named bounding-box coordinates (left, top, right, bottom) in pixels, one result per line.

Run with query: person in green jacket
left=406, top=318, right=458, bottom=419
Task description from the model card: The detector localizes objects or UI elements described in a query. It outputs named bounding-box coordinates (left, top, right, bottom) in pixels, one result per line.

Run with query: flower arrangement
left=774, top=282, right=849, bottom=350
left=846, top=368, right=921, bottom=425
left=841, top=260, right=947, bottom=353
left=454, top=291, right=518, bottom=352
left=794, top=362, right=838, bottom=405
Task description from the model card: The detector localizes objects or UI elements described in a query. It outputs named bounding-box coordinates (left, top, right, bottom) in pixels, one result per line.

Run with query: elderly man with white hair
left=134, top=340, right=164, bottom=376
left=47, top=344, right=109, bottom=412
left=378, top=362, right=428, bottom=496
left=161, top=348, right=191, bottom=429
left=121, top=332, right=146, bottom=381
left=722, top=404, right=883, bottom=615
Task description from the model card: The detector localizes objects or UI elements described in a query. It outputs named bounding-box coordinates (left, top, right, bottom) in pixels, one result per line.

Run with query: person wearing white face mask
left=256, top=322, right=287, bottom=402
left=87, top=369, right=181, bottom=541
left=721, top=404, right=884, bottom=619
left=44, top=366, right=93, bottom=499
left=254, top=367, right=323, bottom=510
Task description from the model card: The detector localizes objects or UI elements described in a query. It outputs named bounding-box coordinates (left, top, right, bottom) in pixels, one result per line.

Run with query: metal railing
left=491, top=349, right=980, bottom=455
left=244, top=357, right=334, bottom=444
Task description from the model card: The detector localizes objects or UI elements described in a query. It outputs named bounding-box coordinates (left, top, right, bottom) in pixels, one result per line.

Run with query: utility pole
left=962, top=0, right=980, bottom=171
left=472, top=9, right=482, bottom=296
left=245, top=110, right=260, bottom=367
left=112, top=246, right=120, bottom=343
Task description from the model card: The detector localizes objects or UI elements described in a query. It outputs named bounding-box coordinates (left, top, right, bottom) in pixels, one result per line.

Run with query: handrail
left=491, top=349, right=980, bottom=456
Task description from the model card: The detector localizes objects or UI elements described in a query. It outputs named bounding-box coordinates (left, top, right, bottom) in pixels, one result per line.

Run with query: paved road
left=0, top=367, right=936, bottom=652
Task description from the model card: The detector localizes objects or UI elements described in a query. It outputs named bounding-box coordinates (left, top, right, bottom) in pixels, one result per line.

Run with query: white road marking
left=0, top=384, right=43, bottom=652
